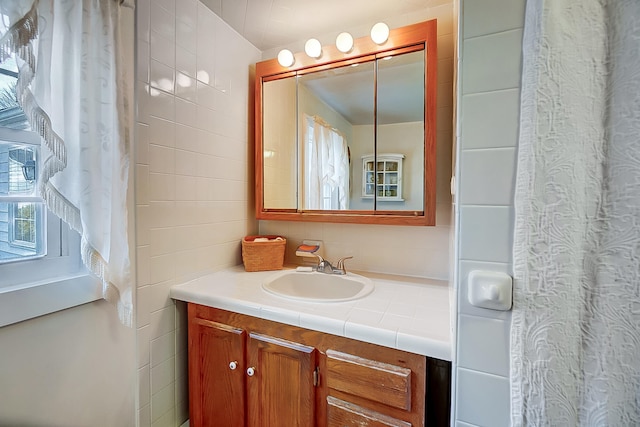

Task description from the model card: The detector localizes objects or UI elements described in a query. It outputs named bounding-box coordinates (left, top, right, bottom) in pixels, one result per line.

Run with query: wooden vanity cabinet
left=188, top=303, right=450, bottom=427
left=188, top=305, right=317, bottom=427
left=188, top=317, right=246, bottom=426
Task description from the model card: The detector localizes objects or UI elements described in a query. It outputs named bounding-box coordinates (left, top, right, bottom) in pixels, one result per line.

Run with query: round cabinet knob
left=229, top=361, right=238, bottom=370
left=246, top=367, right=256, bottom=377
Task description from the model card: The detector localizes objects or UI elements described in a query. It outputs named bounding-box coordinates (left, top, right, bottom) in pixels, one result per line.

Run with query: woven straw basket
left=241, top=235, right=286, bottom=272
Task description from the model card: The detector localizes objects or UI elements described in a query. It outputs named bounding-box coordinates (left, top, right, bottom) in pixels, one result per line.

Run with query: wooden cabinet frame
left=254, top=19, right=438, bottom=226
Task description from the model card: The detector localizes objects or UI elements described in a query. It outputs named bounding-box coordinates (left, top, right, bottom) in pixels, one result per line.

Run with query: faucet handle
left=336, top=256, right=353, bottom=274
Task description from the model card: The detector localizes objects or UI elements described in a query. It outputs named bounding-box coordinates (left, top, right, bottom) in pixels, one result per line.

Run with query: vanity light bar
left=276, top=22, right=390, bottom=67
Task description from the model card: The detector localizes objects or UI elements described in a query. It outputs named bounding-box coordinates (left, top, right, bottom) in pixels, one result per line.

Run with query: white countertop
left=170, top=265, right=452, bottom=361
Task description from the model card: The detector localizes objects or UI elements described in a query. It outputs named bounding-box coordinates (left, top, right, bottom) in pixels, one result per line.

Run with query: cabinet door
left=189, top=317, right=246, bottom=427
left=246, top=332, right=317, bottom=427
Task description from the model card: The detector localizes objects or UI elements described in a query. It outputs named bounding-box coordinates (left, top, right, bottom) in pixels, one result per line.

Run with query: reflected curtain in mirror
left=303, top=114, right=349, bottom=210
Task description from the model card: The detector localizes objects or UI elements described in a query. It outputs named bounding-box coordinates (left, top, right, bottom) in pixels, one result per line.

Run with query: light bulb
left=370, top=22, right=389, bottom=44
left=335, top=32, right=354, bottom=53
left=304, top=38, right=322, bottom=58
left=277, top=49, right=295, bottom=67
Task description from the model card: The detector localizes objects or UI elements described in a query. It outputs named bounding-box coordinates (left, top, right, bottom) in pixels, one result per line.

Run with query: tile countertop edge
left=169, top=266, right=452, bottom=362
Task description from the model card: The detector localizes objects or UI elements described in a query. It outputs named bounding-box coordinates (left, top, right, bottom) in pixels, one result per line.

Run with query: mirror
left=262, top=77, right=297, bottom=210
left=255, top=20, right=437, bottom=225
left=298, top=59, right=376, bottom=211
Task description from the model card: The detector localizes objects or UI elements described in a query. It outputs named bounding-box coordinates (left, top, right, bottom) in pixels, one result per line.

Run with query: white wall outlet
left=467, top=270, right=512, bottom=311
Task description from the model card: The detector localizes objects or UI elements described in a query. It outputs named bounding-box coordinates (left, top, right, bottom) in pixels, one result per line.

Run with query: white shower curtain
left=511, top=0, right=640, bottom=425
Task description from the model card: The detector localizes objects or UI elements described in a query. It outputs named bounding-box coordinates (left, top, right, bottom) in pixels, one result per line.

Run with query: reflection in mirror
left=261, top=51, right=425, bottom=213
left=263, top=77, right=297, bottom=209
left=376, top=50, right=425, bottom=211
left=297, top=61, right=375, bottom=210
left=271, top=51, right=426, bottom=213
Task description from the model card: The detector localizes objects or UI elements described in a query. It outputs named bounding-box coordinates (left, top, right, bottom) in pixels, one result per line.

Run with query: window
left=11, top=203, right=39, bottom=248
left=0, top=52, right=97, bottom=327
left=1, top=140, right=45, bottom=262
left=0, top=125, right=84, bottom=282
left=0, top=53, right=45, bottom=264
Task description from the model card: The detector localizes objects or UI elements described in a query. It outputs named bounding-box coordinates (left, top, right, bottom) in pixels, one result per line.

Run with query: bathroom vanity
left=171, top=267, right=452, bottom=426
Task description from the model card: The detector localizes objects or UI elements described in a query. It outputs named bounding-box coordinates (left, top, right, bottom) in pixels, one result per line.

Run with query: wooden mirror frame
left=255, top=19, right=437, bottom=226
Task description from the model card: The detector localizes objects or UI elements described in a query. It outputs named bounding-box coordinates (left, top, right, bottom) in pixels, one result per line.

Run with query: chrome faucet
left=309, top=254, right=353, bottom=275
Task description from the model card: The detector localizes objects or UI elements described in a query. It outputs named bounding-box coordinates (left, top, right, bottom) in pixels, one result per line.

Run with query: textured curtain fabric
left=303, top=114, right=349, bottom=210
left=0, top=0, right=132, bottom=325
left=511, top=0, right=640, bottom=425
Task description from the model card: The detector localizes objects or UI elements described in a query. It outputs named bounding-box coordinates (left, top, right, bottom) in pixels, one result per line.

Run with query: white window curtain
left=0, top=0, right=132, bottom=325
left=303, top=114, right=349, bottom=210
left=511, top=0, right=640, bottom=425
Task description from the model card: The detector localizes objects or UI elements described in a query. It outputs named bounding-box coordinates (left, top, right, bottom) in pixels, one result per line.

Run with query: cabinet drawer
left=326, top=349, right=412, bottom=411
left=327, top=396, right=412, bottom=427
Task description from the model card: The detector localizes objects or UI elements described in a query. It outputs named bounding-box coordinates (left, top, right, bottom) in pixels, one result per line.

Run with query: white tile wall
left=454, top=0, right=525, bottom=425
left=462, top=0, right=526, bottom=39
left=459, top=148, right=516, bottom=206
left=458, top=206, right=513, bottom=262
left=135, top=1, right=261, bottom=426
left=456, top=368, right=511, bottom=427
left=461, top=30, right=523, bottom=94
left=460, top=89, right=520, bottom=149
left=457, top=314, right=510, bottom=376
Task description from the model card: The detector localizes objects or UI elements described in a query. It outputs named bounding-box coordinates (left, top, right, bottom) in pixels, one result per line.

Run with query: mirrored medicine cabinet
left=255, top=20, right=437, bottom=226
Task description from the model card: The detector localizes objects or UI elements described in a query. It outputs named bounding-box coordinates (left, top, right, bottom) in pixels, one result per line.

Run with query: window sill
left=0, top=274, right=101, bottom=327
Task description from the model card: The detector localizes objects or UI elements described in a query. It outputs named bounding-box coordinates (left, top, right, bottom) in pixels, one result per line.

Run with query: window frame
left=9, top=201, right=39, bottom=249
left=1, top=128, right=46, bottom=261
left=0, top=127, right=100, bottom=327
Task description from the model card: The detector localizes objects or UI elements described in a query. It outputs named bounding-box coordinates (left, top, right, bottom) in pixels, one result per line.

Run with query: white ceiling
left=200, top=0, right=449, bottom=52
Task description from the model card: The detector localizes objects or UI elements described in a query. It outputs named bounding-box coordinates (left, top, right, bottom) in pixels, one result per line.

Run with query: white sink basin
left=262, top=270, right=374, bottom=302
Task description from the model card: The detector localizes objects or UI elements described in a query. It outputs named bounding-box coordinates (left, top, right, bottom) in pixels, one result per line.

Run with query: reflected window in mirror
left=302, top=115, right=350, bottom=210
